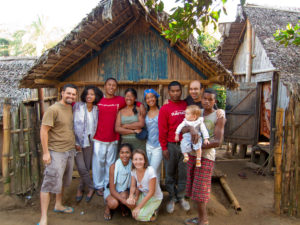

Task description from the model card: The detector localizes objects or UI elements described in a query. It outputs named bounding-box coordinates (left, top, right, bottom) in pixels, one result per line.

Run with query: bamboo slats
left=279, top=97, right=300, bottom=217
left=2, top=99, right=42, bottom=194
left=2, top=99, right=11, bottom=194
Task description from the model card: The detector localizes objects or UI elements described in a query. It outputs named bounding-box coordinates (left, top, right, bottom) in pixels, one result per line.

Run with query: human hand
left=204, top=139, right=210, bottom=145
left=162, top=150, right=170, bottom=160
left=216, top=109, right=225, bottom=119
left=134, top=129, right=142, bottom=134
left=75, top=145, right=81, bottom=152
left=175, top=134, right=179, bottom=142
left=43, top=152, right=51, bottom=165
left=190, top=128, right=200, bottom=144
left=163, top=99, right=169, bottom=105
left=132, top=207, right=140, bottom=219
left=126, top=197, right=136, bottom=206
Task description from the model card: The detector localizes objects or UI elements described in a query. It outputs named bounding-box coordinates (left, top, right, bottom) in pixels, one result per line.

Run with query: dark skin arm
left=121, top=105, right=146, bottom=130
left=202, top=117, right=226, bottom=149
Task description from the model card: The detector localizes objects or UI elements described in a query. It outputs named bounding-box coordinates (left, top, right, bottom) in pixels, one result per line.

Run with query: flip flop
left=184, top=217, right=209, bottom=225
left=104, top=211, right=112, bottom=220
left=53, top=206, right=74, bottom=214
left=96, top=188, right=104, bottom=196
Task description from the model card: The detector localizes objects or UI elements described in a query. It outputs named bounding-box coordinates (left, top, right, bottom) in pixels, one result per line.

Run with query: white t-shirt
left=131, top=166, right=163, bottom=200
left=87, top=110, right=93, bottom=136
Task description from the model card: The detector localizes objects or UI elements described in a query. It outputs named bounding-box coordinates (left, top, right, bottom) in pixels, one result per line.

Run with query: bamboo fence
left=277, top=97, right=300, bottom=217
left=2, top=99, right=43, bottom=194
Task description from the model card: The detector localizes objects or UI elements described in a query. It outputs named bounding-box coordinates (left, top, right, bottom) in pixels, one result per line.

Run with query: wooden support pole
left=295, top=102, right=300, bottom=217
left=38, top=88, right=45, bottom=120
left=2, top=99, right=11, bottom=194
left=245, top=19, right=252, bottom=83
left=274, top=108, right=284, bottom=215
left=220, top=177, right=242, bottom=211
left=158, top=84, right=163, bottom=107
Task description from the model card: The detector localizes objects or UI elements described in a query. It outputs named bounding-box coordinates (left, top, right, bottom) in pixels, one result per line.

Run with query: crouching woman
left=127, top=149, right=163, bottom=222
left=104, top=143, right=133, bottom=220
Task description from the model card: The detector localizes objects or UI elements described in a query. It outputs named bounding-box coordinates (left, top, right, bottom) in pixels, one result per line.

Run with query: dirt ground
left=0, top=150, right=299, bottom=225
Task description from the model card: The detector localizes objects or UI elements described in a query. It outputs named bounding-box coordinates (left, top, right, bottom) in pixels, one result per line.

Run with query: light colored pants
left=135, top=193, right=162, bottom=221
left=92, top=140, right=117, bottom=190
left=146, top=143, right=162, bottom=182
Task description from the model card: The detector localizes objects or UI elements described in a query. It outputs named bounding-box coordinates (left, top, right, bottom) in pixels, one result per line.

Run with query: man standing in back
left=158, top=81, right=190, bottom=214
left=38, top=84, right=78, bottom=225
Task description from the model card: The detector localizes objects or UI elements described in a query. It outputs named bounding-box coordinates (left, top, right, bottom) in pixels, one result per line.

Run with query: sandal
left=183, top=155, right=189, bottom=163
left=96, top=188, right=104, bottom=196
left=184, top=217, right=209, bottom=225
left=53, top=206, right=74, bottom=214
left=104, top=208, right=112, bottom=221
left=76, top=190, right=84, bottom=202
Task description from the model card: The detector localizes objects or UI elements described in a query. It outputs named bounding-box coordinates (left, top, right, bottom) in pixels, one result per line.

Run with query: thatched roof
left=218, top=4, right=300, bottom=97
left=19, top=0, right=237, bottom=90
left=0, top=57, right=36, bottom=116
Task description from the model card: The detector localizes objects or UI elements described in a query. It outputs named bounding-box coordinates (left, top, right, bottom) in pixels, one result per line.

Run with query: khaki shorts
left=41, top=149, right=75, bottom=194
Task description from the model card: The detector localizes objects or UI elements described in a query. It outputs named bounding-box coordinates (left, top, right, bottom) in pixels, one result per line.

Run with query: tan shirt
left=42, top=102, right=75, bottom=152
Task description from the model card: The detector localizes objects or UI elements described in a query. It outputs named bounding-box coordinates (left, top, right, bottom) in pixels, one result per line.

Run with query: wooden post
left=274, top=108, right=284, bottom=215
left=239, top=144, right=247, bottom=158
left=38, top=88, right=45, bottom=120
left=220, top=177, right=242, bottom=211
left=158, top=84, right=163, bottom=106
left=245, top=19, right=252, bottom=83
left=295, top=101, right=300, bottom=217
left=2, top=99, right=11, bottom=194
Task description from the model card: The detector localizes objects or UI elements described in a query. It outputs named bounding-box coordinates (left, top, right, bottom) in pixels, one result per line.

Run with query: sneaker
left=179, top=198, right=190, bottom=211
left=166, top=200, right=175, bottom=213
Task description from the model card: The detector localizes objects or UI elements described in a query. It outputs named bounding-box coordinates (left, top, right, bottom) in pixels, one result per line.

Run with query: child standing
left=175, top=105, right=209, bottom=167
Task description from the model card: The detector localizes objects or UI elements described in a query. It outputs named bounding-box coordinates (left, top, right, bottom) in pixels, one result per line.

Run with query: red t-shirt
left=158, top=100, right=187, bottom=151
left=93, top=96, right=142, bottom=142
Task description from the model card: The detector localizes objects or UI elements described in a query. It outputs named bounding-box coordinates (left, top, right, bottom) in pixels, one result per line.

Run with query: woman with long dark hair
left=115, top=88, right=146, bottom=151
left=73, top=85, right=103, bottom=202
left=144, top=89, right=162, bottom=181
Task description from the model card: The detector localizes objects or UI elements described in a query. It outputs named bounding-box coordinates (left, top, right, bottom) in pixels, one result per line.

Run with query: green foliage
left=212, top=84, right=226, bottom=110
left=145, top=0, right=227, bottom=44
left=0, top=38, right=10, bottom=56
left=274, top=20, right=300, bottom=46
left=198, top=33, right=220, bottom=57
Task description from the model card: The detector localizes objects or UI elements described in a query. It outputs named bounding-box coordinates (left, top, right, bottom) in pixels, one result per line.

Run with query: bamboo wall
left=274, top=96, right=300, bottom=216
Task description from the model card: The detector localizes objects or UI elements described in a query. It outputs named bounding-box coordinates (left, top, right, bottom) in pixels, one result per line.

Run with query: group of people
left=37, top=78, right=226, bottom=225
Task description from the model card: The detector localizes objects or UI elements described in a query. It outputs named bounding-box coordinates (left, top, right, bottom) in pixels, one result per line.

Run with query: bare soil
left=0, top=150, right=299, bottom=225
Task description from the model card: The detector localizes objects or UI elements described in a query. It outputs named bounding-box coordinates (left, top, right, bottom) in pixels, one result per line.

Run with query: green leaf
left=158, top=1, right=164, bottom=12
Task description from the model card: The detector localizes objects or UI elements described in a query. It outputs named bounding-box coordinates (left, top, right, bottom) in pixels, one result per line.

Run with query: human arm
left=40, top=124, right=52, bottom=165
left=115, top=110, right=138, bottom=135
left=158, top=107, right=170, bottom=159
left=132, top=177, right=156, bottom=219
left=127, top=173, right=138, bottom=206
left=121, top=105, right=145, bottom=130
left=202, top=117, right=226, bottom=149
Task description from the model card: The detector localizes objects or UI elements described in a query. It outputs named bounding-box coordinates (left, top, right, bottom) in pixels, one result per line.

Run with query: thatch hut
left=217, top=4, right=300, bottom=216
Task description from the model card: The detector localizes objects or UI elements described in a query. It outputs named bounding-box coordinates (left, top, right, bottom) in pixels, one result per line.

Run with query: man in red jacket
left=158, top=81, right=190, bottom=214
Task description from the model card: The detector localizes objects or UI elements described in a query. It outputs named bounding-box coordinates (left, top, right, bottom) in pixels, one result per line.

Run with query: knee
left=107, top=198, right=119, bottom=209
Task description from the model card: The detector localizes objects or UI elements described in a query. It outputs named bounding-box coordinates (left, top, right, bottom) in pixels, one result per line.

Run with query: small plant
left=212, top=84, right=226, bottom=109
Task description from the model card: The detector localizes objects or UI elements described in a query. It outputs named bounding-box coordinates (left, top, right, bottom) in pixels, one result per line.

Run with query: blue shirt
left=145, top=114, right=160, bottom=148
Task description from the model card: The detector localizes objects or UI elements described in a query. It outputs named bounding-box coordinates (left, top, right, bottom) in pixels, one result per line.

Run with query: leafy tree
left=198, top=32, right=220, bottom=56
left=0, top=38, right=10, bottom=56
left=145, top=0, right=227, bottom=44
left=274, top=20, right=300, bottom=46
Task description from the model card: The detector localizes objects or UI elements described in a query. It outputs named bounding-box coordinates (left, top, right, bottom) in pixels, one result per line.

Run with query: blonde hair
left=186, top=105, right=201, bottom=118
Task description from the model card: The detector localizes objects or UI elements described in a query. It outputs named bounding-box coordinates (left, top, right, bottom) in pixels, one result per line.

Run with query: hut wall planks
left=233, top=32, right=274, bottom=75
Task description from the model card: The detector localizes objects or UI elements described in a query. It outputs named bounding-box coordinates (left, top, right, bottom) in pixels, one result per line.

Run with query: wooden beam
left=82, top=38, right=101, bottom=51
left=245, top=19, right=252, bottom=82
left=34, top=79, right=59, bottom=86
left=42, top=7, right=132, bottom=79
left=57, top=79, right=212, bottom=88
left=38, top=88, right=45, bottom=120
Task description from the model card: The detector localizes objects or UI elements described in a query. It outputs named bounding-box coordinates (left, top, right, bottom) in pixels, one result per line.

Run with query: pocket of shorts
left=44, top=169, right=58, bottom=178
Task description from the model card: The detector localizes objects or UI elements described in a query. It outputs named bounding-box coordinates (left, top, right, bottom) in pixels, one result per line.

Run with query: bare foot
left=104, top=206, right=112, bottom=220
